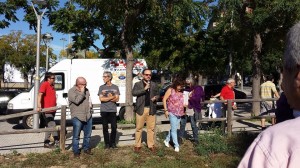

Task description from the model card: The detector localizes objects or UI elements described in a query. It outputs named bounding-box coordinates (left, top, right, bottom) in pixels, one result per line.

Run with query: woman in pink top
left=163, top=79, right=185, bottom=152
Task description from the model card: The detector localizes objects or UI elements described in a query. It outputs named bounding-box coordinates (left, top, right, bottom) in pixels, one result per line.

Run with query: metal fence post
left=60, top=105, right=66, bottom=152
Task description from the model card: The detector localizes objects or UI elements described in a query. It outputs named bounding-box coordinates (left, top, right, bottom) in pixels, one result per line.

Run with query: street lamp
left=60, top=38, right=67, bottom=61
left=31, top=0, right=47, bottom=129
left=42, top=33, right=53, bottom=71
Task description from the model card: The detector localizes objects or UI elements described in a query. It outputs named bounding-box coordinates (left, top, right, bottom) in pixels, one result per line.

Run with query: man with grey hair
left=238, top=22, right=300, bottom=167
left=98, top=71, right=120, bottom=149
left=68, top=77, right=93, bottom=158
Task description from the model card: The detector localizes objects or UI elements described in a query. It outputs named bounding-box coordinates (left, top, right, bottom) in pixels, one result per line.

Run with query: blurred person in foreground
left=238, top=22, right=300, bottom=168
left=178, top=77, right=205, bottom=145
left=163, top=79, right=185, bottom=152
left=68, top=77, right=93, bottom=158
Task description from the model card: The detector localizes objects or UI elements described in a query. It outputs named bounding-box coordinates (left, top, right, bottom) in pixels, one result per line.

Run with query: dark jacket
left=132, top=80, right=159, bottom=115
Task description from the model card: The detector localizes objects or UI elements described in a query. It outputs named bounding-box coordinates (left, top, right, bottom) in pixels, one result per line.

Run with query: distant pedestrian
left=260, top=75, right=279, bottom=129
left=132, top=69, right=159, bottom=152
left=179, top=77, right=205, bottom=145
left=68, top=77, right=93, bottom=158
left=163, top=78, right=185, bottom=152
left=98, top=71, right=120, bottom=149
left=37, top=72, right=59, bottom=148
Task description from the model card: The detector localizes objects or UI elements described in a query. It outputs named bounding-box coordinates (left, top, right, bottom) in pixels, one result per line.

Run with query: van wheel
left=22, top=115, right=34, bottom=129
left=118, top=107, right=125, bottom=120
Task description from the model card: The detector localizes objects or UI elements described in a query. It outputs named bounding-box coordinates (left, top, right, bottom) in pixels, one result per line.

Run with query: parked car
left=0, top=90, right=20, bottom=115
left=204, top=84, right=247, bottom=101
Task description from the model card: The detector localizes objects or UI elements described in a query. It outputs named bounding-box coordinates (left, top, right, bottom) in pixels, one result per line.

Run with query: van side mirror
left=63, top=93, right=68, bottom=98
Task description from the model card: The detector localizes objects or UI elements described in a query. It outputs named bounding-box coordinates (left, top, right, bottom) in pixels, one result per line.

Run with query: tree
left=211, top=0, right=300, bottom=115
left=0, top=31, right=47, bottom=88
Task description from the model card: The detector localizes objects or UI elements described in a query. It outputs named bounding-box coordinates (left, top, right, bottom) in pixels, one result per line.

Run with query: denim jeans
left=101, top=112, right=117, bottom=146
left=179, top=110, right=200, bottom=142
left=72, top=117, right=93, bottom=154
left=165, top=113, right=181, bottom=148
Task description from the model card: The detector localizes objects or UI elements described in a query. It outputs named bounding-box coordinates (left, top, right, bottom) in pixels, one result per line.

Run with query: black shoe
left=104, top=144, right=110, bottom=149
left=74, top=153, right=80, bottom=158
left=44, top=143, right=54, bottom=149
left=111, top=144, right=118, bottom=149
left=84, top=149, right=93, bottom=155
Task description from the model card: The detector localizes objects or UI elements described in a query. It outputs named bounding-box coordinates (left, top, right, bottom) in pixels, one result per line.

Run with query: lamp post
left=60, top=38, right=67, bottom=60
left=42, top=33, right=53, bottom=71
left=31, top=0, right=47, bottom=129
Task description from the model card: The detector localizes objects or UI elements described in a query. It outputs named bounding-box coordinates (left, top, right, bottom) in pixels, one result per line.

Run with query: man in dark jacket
left=132, top=69, right=159, bottom=152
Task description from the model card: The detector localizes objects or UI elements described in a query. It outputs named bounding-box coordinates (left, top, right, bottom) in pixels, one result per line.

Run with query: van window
left=54, top=73, right=64, bottom=90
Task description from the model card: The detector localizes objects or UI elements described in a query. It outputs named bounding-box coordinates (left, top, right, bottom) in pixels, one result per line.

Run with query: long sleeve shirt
left=238, top=111, right=300, bottom=168
left=187, top=85, right=205, bottom=112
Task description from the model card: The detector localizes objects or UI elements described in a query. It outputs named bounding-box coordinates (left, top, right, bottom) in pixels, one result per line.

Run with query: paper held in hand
left=183, top=91, right=194, bottom=116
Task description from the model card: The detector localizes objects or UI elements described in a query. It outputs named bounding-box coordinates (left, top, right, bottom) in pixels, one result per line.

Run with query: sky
left=0, top=0, right=103, bottom=58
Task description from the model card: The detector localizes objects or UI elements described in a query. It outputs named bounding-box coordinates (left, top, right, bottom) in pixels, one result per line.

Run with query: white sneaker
left=175, top=147, right=179, bottom=152
left=164, top=140, right=169, bottom=147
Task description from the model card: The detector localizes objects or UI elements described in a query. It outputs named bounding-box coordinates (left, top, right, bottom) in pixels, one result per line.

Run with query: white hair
left=185, top=77, right=195, bottom=86
left=227, top=78, right=235, bottom=84
left=284, top=22, right=300, bottom=71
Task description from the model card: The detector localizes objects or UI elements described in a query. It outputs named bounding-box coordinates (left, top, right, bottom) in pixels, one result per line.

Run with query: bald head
left=76, top=77, right=87, bottom=86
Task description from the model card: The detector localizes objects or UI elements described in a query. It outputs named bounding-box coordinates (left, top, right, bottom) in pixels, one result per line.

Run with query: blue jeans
left=179, top=111, right=200, bottom=142
left=72, top=117, right=93, bottom=154
left=165, top=113, right=181, bottom=148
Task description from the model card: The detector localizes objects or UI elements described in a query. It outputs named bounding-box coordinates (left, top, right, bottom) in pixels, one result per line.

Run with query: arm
left=110, top=94, right=120, bottom=102
left=151, top=83, right=160, bottom=102
left=68, top=89, right=86, bottom=105
left=132, top=81, right=147, bottom=97
left=163, top=88, right=171, bottom=118
left=37, top=92, right=43, bottom=111
left=99, top=93, right=116, bottom=102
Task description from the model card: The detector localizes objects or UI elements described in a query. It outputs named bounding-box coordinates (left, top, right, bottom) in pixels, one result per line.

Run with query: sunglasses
left=103, top=76, right=109, bottom=78
left=50, top=77, right=55, bottom=79
left=144, top=74, right=152, bottom=76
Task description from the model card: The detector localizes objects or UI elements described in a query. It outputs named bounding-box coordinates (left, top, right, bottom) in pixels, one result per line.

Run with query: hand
left=80, top=86, right=85, bottom=92
left=144, top=80, right=150, bottom=91
left=232, top=105, right=237, bottom=110
left=164, top=111, right=169, bottom=118
left=151, top=96, right=157, bottom=102
left=37, top=107, right=42, bottom=112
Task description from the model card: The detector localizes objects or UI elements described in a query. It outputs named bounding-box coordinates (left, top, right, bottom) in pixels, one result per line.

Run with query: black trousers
left=101, top=112, right=117, bottom=146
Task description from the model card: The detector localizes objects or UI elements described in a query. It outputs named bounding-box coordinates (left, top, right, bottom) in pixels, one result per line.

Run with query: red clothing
left=39, top=81, right=56, bottom=113
left=220, top=85, right=235, bottom=100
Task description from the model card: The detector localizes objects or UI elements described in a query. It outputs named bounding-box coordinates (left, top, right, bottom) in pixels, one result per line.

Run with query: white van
left=6, top=58, right=147, bottom=128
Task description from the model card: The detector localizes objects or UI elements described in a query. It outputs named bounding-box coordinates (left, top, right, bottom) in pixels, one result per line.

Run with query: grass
left=0, top=129, right=258, bottom=168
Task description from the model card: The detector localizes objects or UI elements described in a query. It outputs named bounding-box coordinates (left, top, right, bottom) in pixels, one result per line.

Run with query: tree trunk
left=123, top=0, right=134, bottom=121
left=125, top=49, right=134, bottom=121
left=252, top=32, right=262, bottom=116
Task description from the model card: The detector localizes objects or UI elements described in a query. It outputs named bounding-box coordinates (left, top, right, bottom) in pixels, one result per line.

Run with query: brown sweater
left=68, top=86, right=91, bottom=122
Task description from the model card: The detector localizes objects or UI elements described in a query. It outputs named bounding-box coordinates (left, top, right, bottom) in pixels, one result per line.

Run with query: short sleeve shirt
left=39, top=81, right=56, bottom=110
left=98, top=84, right=120, bottom=112
left=220, top=85, right=235, bottom=100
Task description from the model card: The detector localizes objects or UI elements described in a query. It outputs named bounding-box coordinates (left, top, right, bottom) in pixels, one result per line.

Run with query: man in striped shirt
left=260, top=75, right=279, bottom=129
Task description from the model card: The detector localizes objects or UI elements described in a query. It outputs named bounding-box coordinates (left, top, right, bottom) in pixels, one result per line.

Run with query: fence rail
left=0, top=97, right=278, bottom=152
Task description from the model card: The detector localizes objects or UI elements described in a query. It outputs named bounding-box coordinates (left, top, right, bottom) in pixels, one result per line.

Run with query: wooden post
left=227, top=100, right=233, bottom=137
left=60, top=105, right=67, bottom=152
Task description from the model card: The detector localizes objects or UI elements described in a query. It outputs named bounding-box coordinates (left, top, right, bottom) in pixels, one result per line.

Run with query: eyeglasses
left=80, top=83, right=87, bottom=86
left=103, top=76, right=109, bottom=78
left=50, top=77, right=55, bottom=79
left=143, top=74, right=152, bottom=76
